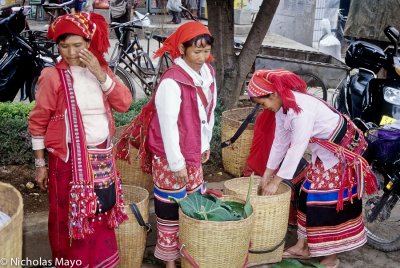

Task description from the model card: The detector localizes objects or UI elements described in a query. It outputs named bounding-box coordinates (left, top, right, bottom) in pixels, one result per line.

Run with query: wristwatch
left=35, top=158, right=46, bottom=168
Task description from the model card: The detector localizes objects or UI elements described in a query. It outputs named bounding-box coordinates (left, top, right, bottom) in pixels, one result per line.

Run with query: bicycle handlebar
left=42, top=0, right=75, bottom=9
left=110, top=13, right=150, bottom=29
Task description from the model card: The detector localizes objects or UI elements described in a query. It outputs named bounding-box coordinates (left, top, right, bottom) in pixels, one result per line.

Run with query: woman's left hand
left=260, top=176, right=282, bottom=196
left=79, top=48, right=107, bottom=83
left=201, top=149, right=210, bottom=163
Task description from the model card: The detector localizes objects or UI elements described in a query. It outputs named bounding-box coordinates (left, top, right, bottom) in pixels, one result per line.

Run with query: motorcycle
left=0, top=5, right=55, bottom=102
left=335, top=26, right=400, bottom=252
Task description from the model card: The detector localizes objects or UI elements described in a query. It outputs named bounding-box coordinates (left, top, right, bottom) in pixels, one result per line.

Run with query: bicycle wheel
left=295, top=72, right=328, bottom=101
left=154, top=53, right=173, bottom=86
left=135, top=52, right=155, bottom=96
left=363, top=167, right=400, bottom=252
left=113, top=66, right=136, bottom=100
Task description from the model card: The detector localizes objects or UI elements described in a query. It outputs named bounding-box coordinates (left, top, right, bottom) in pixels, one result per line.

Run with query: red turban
left=153, top=21, right=213, bottom=62
left=248, top=69, right=307, bottom=113
left=47, top=12, right=110, bottom=66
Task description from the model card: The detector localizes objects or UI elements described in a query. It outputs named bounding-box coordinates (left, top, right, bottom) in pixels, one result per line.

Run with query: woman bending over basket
left=148, top=21, right=217, bottom=268
left=248, top=69, right=377, bottom=268
left=28, top=12, right=132, bottom=267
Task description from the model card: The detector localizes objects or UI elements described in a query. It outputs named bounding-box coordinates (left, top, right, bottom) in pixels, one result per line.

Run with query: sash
left=58, top=68, right=127, bottom=240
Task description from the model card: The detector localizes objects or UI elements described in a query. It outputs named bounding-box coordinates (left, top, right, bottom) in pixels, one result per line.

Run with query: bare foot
left=282, top=244, right=310, bottom=259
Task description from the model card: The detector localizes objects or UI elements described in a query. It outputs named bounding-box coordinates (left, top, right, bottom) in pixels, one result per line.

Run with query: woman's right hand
left=35, top=167, right=48, bottom=191
left=258, top=168, right=275, bottom=195
left=174, top=167, right=188, bottom=183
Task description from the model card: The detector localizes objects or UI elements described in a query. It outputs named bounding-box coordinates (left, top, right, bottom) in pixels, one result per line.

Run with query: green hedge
left=0, top=102, right=35, bottom=165
left=0, top=99, right=223, bottom=165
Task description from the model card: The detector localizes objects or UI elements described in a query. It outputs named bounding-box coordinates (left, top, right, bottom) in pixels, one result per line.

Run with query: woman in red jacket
left=28, top=12, right=132, bottom=268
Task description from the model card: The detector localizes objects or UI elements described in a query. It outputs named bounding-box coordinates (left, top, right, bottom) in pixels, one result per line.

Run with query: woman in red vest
left=148, top=22, right=217, bottom=268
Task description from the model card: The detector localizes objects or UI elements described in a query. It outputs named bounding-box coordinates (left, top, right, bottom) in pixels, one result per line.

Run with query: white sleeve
left=275, top=113, right=314, bottom=180
left=207, top=78, right=218, bottom=144
left=267, top=113, right=291, bottom=170
left=155, top=78, right=186, bottom=171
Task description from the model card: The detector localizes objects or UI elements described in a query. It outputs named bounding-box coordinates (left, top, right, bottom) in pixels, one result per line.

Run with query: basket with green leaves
left=171, top=177, right=254, bottom=267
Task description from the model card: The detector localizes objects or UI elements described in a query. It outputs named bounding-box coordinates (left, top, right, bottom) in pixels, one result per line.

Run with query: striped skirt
left=151, top=155, right=206, bottom=261
left=297, top=160, right=367, bottom=257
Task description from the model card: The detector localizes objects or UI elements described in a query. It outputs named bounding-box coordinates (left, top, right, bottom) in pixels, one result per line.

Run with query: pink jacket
left=28, top=60, right=132, bottom=162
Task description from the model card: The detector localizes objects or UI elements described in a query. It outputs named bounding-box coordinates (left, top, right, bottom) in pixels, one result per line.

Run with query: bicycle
left=109, top=15, right=175, bottom=98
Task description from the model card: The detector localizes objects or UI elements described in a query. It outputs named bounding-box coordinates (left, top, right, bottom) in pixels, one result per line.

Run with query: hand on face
left=79, top=48, right=107, bottom=83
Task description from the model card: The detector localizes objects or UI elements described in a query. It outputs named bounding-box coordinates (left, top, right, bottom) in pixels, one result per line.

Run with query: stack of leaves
left=170, top=173, right=255, bottom=221
left=170, top=192, right=252, bottom=221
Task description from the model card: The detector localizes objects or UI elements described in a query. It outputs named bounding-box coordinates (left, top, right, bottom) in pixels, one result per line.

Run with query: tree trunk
left=207, top=0, right=281, bottom=109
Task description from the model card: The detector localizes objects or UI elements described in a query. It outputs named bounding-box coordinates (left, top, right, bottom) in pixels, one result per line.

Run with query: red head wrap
left=248, top=69, right=307, bottom=113
left=47, top=12, right=110, bottom=66
left=153, top=21, right=213, bottom=62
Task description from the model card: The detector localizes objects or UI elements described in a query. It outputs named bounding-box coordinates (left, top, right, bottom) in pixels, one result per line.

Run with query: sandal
left=282, top=248, right=311, bottom=260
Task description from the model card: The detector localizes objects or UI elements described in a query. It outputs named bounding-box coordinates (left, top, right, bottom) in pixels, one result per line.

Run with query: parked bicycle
left=108, top=15, right=173, bottom=98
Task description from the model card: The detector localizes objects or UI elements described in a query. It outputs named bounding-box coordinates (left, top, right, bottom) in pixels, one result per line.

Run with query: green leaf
left=243, top=173, right=254, bottom=218
left=272, top=259, right=324, bottom=268
left=170, top=192, right=243, bottom=221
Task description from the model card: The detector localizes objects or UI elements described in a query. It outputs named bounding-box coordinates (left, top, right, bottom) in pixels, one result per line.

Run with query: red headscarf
left=248, top=69, right=307, bottom=113
left=47, top=12, right=110, bottom=66
left=153, top=21, right=213, bottom=61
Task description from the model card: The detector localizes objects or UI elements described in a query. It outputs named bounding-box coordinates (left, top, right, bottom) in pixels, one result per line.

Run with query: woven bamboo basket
left=0, top=182, right=23, bottom=265
left=179, top=196, right=254, bottom=268
left=114, top=126, right=153, bottom=195
left=116, top=185, right=149, bottom=268
left=223, top=177, right=291, bottom=266
left=221, top=107, right=256, bottom=177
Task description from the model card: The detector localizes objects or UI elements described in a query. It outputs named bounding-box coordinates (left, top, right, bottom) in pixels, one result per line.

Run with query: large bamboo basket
left=114, top=126, right=153, bottom=195
left=179, top=196, right=253, bottom=268
left=221, top=107, right=256, bottom=177
left=116, top=185, right=149, bottom=268
left=224, top=177, right=291, bottom=266
left=0, top=182, right=23, bottom=267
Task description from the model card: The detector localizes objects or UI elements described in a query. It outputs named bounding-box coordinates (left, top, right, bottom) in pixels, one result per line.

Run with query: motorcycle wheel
left=363, top=168, right=400, bottom=252
left=29, top=75, right=39, bottom=102
left=293, top=72, right=328, bottom=101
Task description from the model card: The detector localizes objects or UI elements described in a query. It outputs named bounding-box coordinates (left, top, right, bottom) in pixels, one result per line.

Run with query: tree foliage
left=207, top=0, right=280, bottom=109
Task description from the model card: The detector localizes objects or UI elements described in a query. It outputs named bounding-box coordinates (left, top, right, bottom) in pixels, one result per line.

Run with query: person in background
left=149, top=21, right=216, bottom=268
left=28, top=12, right=132, bottom=267
left=110, top=0, right=139, bottom=50
left=185, top=0, right=198, bottom=18
left=248, top=69, right=377, bottom=268
left=167, top=0, right=182, bottom=24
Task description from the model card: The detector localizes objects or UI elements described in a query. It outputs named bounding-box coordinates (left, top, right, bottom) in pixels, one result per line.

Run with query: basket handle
left=178, top=242, right=200, bottom=268
left=178, top=241, right=250, bottom=268
left=221, top=104, right=260, bottom=149
left=248, top=237, right=286, bottom=254
left=129, top=203, right=152, bottom=233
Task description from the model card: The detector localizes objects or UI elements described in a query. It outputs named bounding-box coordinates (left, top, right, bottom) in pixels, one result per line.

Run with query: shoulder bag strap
left=221, top=104, right=260, bottom=148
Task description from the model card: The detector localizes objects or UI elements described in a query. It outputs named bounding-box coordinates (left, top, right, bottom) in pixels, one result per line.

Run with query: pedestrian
left=110, top=0, right=138, bottom=50
left=150, top=21, right=216, bottom=268
left=248, top=69, right=377, bottom=268
left=28, top=12, right=132, bottom=267
left=167, top=0, right=182, bottom=24
left=185, top=0, right=198, bottom=18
